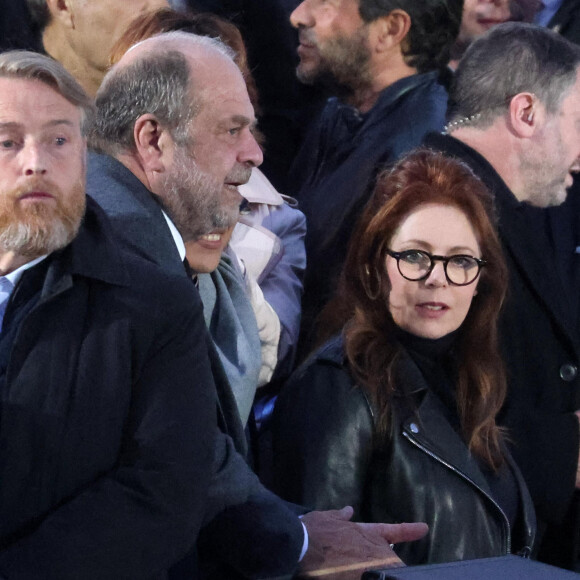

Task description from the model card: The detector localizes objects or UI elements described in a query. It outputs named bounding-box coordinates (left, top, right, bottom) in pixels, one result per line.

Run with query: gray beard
left=158, top=147, right=240, bottom=243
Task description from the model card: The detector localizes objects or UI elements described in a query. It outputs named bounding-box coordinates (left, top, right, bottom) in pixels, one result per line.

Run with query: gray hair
left=449, top=23, right=580, bottom=128
left=358, top=0, right=463, bottom=72
left=25, top=0, right=50, bottom=30
left=0, top=50, right=95, bottom=135
left=91, top=32, right=235, bottom=156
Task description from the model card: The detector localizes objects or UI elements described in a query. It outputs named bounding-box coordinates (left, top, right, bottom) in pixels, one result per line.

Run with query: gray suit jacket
left=86, top=152, right=304, bottom=579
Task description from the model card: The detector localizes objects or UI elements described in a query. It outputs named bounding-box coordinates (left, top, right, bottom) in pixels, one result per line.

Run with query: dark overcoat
left=425, top=132, right=580, bottom=568
left=0, top=199, right=216, bottom=579
left=86, top=153, right=305, bottom=580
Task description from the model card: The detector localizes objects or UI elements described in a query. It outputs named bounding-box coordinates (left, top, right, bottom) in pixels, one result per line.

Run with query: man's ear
left=133, top=114, right=172, bottom=174
left=508, top=93, right=539, bottom=138
left=46, top=0, right=75, bottom=28
left=372, top=9, right=411, bottom=53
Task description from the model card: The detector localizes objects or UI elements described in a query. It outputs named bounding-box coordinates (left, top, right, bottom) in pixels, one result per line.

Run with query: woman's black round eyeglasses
left=387, top=249, right=486, bottom=286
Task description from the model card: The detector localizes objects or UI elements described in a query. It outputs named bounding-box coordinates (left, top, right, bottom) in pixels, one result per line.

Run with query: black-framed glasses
left=386, top=249, right=486, bottom=286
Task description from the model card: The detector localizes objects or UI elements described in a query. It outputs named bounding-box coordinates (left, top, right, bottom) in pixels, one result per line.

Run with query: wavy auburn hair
left=331, top=149, right=509, bottom=470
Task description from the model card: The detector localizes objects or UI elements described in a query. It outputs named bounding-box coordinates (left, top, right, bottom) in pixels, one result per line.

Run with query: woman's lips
left=415, top=302, right=449, bottom=318
left=477, top=18, right=507, bottom=29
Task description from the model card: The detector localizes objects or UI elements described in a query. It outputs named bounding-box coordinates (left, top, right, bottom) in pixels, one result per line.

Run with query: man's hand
left=299, top=506, right=428, bottom=579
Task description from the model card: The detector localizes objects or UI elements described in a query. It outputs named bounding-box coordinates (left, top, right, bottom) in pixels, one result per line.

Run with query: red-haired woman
left=270, top=149, right=536, bottom=564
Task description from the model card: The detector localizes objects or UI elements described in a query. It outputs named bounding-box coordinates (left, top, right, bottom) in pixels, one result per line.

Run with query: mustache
left=225, top=165, right=252, bottom=186
left=298, top=30, right=317, bottom=46
left=11, top=178, right=62, bottom=199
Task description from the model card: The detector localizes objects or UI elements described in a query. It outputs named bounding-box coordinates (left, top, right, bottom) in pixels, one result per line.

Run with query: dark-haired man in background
left=287, top=0, right=463, bottom=356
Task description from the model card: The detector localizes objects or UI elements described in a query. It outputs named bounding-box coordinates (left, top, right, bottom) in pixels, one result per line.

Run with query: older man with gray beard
left=88, top=30, right=428, bottom=580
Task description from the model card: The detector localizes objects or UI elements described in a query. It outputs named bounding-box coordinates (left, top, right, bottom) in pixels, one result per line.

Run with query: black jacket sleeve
left=270, top=356, right=375, bottom=518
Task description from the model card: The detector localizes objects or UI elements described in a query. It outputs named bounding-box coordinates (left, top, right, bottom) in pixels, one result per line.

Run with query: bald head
left=91, top=30, right=262, bottom=247
left=91, top=32, right=237, bottom=155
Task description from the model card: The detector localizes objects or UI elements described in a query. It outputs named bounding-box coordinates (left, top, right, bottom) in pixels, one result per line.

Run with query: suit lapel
left=395, top=355, right=493, bottom=495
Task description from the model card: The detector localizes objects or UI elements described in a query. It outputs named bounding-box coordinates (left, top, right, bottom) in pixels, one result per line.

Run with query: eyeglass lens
left=397, top=250, right=480, bottom=285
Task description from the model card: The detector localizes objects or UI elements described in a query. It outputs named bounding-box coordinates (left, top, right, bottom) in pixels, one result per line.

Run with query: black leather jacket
left=271, top=336, right=536, bottom=565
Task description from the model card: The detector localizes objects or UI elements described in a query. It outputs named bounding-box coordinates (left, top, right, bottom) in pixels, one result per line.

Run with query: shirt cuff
left=299, top=519, right=309, bottom=562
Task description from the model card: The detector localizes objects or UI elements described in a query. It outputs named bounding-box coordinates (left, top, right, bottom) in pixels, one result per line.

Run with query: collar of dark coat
left=327, top=70, right=443, bottom=125
left=87, top=151, right=166, bottom=215
left=314, top=333, right=428, bottom=398
left=42, top=196, right=131, bottom=298
left=315, top=333, right=493, bottom=486
left=423, top=132, right=521, bottom=209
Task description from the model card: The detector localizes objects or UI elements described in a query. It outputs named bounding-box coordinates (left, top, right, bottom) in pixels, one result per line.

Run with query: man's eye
left=0, top=140, right=14, bottom=149
left=228, top=127, right=240, bottom=136
left=55, top=137, right=67, bottom=146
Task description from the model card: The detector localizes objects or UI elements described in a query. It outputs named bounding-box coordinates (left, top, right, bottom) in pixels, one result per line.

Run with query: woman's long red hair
left=321, top=149, right=509, bottom=469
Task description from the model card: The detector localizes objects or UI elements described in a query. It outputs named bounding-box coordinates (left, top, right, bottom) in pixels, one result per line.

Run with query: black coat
left=86, top=153, right=305, bottom=580
left=424, top=132, right=580, bottom=567
left=271, top=335, right=536, bottom=564
left=289, top=71, right=450, bottom=356
left=548, top=0, right=580, bottom=45
left=0, top=200, right=216, bottom=579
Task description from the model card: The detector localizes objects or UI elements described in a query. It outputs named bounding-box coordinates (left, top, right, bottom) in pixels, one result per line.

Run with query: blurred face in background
left=457, top=0, right=511, bottom=46
left=66, top=0, right=169, bottom=72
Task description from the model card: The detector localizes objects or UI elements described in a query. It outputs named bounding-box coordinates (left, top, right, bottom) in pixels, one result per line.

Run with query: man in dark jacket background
left=0, top=50, right=215, bottom=579
left=424, top=22, right=580, bottom=569
left=286, top=0, right=463, bottom=357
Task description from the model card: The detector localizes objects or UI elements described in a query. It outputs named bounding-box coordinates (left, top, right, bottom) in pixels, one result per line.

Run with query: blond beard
left=0, top=178, right=86, bottom=258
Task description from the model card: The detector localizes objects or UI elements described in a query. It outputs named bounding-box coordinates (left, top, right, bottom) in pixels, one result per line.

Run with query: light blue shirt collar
left=4, top=254, right=48, bottom=287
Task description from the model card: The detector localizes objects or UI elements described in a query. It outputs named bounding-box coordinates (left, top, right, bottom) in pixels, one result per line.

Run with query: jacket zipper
left=402, top=430, right=512, bottom=554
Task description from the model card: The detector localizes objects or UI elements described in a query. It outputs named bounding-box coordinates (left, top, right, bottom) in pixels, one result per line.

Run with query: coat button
left=559, top=363, right=578, bottom=382
left=410, top=423, right=419, bottom=434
